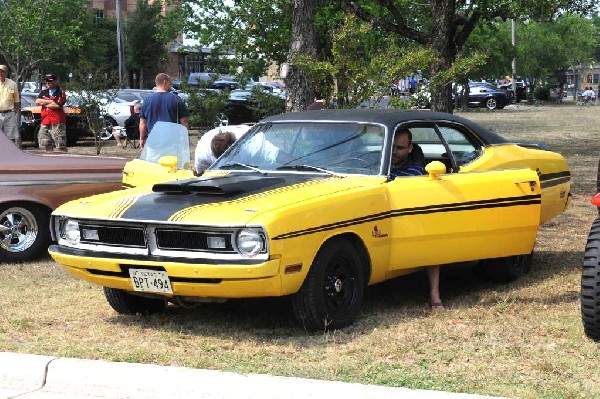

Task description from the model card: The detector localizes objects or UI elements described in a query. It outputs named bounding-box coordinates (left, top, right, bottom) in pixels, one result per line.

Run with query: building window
left=95, top=9, right=104, bottom=21
left=594, top=74, right=599, bottom=84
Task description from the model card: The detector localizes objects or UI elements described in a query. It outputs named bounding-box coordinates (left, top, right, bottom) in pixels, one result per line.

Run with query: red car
left=0, top=132, right=126, bottom=262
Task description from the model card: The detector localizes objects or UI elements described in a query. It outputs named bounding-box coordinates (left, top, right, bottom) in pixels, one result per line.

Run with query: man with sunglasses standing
left=0, top=64, right=21, bottom=148
left=36, top=73, right=67, bottom=152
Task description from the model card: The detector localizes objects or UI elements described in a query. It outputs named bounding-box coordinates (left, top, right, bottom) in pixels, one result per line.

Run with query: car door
left=385, top=122, right=541, bottom=270
left=386, top=167, right=541, bottom=270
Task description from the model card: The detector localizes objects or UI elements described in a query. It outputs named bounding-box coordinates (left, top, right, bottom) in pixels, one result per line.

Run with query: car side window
left=437, top=126, right=481, bottom=167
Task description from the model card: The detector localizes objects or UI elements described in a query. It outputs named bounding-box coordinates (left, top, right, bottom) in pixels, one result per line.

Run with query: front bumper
left=49, top=246, right=283, bottom=298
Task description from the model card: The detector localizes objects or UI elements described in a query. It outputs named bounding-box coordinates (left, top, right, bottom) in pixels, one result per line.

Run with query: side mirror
left=425, top=161, right=446, bottom=180
left=158, top=156, right=178, bottom=173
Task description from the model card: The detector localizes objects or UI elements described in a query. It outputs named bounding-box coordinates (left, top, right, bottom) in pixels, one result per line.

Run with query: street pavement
left=0, top=352, right=508, bottom=399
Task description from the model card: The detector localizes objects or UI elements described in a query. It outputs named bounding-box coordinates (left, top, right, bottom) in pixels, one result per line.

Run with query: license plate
left=129, top=269, right=173, bottom=294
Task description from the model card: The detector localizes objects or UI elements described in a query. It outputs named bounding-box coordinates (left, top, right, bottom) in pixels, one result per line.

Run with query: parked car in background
left=0, top=132, right=126, bottom=262
left=222, top=90, right=260, bottom=124
left=456, top=83, right=513, bottom=110
left=20, top=92, right=88, bottom=146
left=48, top=109, right=570, bottom=330
left=188, top=72, right=218, bottom=87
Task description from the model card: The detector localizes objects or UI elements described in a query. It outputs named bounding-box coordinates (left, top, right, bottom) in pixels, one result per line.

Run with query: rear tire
left=292, top=238, right=365, bottom=331
left=477, top=252, right=533, bottom=283
left=485, top=97, right=498, bottom=110
left=103, top=287, right=166, bottom=314
left=581, top=218, right=600, bottom=341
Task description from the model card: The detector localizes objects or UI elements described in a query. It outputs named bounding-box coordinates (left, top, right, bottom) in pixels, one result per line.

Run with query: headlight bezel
left=235, top=228, right=267, bottom=258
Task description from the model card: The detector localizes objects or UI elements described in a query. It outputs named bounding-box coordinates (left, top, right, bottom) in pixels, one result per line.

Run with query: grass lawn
left=2, top=101, right=599, bottom=399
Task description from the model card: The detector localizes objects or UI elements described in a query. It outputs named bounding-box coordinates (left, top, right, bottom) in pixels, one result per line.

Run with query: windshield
left=211, top=122, right=385, bottom=175
left=140, top=121, right=190, bottom=169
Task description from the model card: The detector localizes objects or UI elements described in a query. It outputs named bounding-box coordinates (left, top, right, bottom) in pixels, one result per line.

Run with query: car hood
left=55, top=173, right=382, bottom=225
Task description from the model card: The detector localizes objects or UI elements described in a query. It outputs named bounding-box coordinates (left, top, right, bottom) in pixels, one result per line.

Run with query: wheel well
left=0, top=200, right=52, bottom=216
left=322, top=233, right=371, bottom=286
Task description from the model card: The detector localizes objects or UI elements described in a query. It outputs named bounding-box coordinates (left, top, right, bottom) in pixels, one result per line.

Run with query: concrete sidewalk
left=0, top=352, right=507, bottom=399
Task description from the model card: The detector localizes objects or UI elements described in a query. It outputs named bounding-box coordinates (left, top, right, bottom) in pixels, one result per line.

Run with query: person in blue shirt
left=139, top=73, right=189, bottom=148
left=389, top=128, right=444, bottom=310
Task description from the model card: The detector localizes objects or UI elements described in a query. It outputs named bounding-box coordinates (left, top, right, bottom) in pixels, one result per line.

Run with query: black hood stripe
left=108, top=195, right=141, bottom=219
left=273, top=194, right=541, bottom=240
left=119, top=175, right=332, bottom=222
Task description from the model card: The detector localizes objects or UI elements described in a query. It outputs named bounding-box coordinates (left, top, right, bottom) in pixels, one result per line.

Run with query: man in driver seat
left=389, top=129, right=425, bottom=178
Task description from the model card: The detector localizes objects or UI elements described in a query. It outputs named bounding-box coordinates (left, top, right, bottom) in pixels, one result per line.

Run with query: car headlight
left=63, top=220, right=81, bottom=245
left=236, top=229, right=264, bottom=257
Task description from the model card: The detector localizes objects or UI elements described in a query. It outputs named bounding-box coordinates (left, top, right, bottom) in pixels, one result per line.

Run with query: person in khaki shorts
left=0, top=64, right=21, bottom=148
left=36, top=73, right=67, bottom=152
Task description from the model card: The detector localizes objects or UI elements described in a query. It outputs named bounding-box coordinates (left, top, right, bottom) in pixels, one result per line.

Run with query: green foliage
left=517, top=15, right=597, bottom=83
left=64, top=61, right=119, bottom=155
left=329, top=14, right=433, bottom=109
left=62, top=10, right=118, bottom=81
left=126, top=0, right=172, bottom=88
left=250, top=87, right=286, bottom=119
left=0, top=0, right=88, bottom=86
left=463, top=20, right=514, bottom=80
left=533, top=84, right=552, bottom=100
left=186, top=90, right=229, bottom=128
left=182, top=0, right=292, bottom=74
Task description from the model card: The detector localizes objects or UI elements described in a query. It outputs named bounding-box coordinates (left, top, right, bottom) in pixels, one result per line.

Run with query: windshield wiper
left=219, top=163, right=267, bottom=175
left=276, top=164, right=342, bottom=178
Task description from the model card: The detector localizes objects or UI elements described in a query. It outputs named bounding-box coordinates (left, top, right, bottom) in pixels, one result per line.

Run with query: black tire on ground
left=292, top=238, right=365, bottom=331
left=0, top=203, right=50, bottom=263
left=581, top=217, right=600, bottom=341
left=485, top=97, right=498, bottom=110
left=476, top=252, right=533, bottom=283
left=33, top=125, right=40, bottom=148
left=103, top=287, right=166, bottom=314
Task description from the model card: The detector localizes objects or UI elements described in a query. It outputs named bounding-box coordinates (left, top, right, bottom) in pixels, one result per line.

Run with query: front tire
left=0, top=203, right=50, bottom=262
left=581, top=218, right=600, bottom=341
left=292, top=238, right=365, bottom=331
left=103, top=287, right=166, bottom=314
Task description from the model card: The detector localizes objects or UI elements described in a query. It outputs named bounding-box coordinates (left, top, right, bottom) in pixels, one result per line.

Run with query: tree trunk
left=285, top=0, right=316, bottom=112
left=429, top=0, right=456, bottom=113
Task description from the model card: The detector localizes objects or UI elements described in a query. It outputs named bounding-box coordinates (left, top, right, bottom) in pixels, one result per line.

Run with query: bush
left=251, top=87, right=285, bottom=119
left=533, top=85, right=551, bottom=101
left=186, top=89, right=229, bottom=128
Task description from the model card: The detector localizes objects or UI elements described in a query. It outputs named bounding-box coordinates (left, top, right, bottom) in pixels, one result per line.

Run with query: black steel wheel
left=103, top=287, right=166, bottom=315
left=477, top=252, right=533, bottom=283
left=0, top=203, right=50, bottom=262
left=292, top=238, right=365, bottom=331
left=582, top=217, right=600, bottom=341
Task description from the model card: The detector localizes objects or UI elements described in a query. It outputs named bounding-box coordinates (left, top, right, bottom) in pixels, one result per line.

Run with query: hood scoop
left=153, top=175, right=286, bottom=196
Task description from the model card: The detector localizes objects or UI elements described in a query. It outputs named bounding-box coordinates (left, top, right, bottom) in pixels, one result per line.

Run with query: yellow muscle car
left=49, top=110, right=571, bottom=330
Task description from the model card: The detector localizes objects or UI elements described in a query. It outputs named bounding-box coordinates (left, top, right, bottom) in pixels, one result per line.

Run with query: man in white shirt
left=0, top=64, right=21, bottom=148
left=194, top=124, right=251, bottom=173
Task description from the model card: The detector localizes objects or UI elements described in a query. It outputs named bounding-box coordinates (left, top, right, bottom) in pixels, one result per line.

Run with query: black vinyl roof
left=262, top=109, right=507, bottom=145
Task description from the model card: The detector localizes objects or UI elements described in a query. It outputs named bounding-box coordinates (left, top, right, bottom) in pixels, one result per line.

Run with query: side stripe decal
left=272, top=194, right=541, bottom=240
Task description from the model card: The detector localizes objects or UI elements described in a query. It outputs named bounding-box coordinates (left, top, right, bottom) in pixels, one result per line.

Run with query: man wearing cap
left=0, top=64, right=21, bottom=148
left=36, top=73, right=67, bottom=152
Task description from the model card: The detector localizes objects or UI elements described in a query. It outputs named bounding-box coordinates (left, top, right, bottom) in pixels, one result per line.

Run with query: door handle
left=514, top=180, right=537, bottom=192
